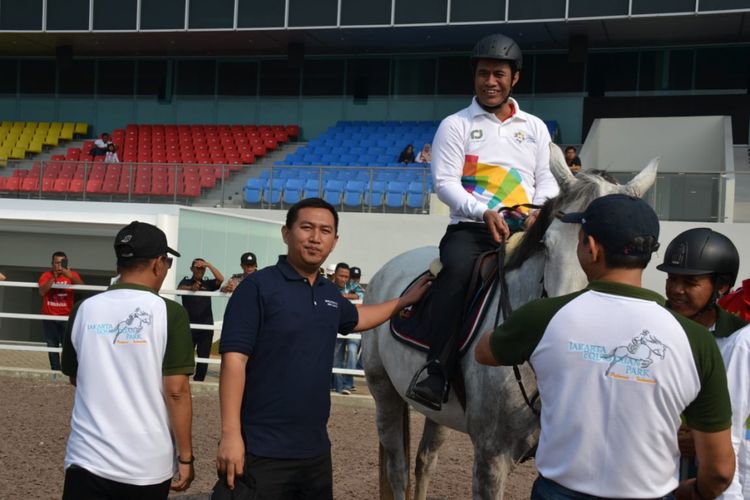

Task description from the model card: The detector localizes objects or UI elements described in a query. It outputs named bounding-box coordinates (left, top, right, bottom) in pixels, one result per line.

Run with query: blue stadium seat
left=324, top=180, right=344, bottom=206
left=303, top=179, right=320, bottom=198
left=406, top=181, right=426, bottom=209
left=244, top=178, right=265, bottom=205
left=344, top=180, right=366, bottom=208
left=368, top=180, right=387, bottom=209
left=385, top=181, right=407, bottom=209
left=267, top=178, right=284, bottom=205
left=284, top=178, right=305, bottom=204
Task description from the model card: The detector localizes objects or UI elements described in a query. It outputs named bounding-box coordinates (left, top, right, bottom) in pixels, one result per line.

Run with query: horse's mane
left=506, top=171, right=618, bottom=271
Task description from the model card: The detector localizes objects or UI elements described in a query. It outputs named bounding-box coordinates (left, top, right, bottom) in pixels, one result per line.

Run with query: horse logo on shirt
left=601, top=329, right=669, bottom=376
left=112, top=308, right=153, bottom=344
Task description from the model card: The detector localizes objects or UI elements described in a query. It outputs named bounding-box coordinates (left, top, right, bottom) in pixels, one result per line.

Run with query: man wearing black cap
left=475, top=194, right=735, bottom=499
left=61, top=221, right=195, bottom=499
left=221, top=252, right=258, bottom=294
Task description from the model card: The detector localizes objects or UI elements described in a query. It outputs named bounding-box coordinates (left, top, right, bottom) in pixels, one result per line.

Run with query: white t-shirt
left=716, top=325, right=750, bottom=500
left=431, top=97, right=559, bottom=223
left=94, top=138, right=109, bottom=148
left=64, top=287, right=186, bottom=485
left=105, top=151, right=119, bottom=163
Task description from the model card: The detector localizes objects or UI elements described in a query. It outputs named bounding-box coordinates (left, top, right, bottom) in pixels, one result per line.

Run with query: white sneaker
left=340, top=389, right=351, bottom=395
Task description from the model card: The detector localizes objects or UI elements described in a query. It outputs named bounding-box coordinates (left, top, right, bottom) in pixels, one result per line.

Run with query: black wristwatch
left=178, top=455, right=195, bottom=465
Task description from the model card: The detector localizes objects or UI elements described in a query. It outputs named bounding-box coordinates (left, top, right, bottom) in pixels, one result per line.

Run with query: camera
left=61, top=258, right=69, bottom=269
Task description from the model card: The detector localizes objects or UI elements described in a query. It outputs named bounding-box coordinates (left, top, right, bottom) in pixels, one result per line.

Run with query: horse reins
left=494, top=204, right=543, bottom=417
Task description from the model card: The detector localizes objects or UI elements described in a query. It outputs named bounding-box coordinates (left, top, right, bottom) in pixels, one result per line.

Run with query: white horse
left=361, top=144, right=658, bottom=499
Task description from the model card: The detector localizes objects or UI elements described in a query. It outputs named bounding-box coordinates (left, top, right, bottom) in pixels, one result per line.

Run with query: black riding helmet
left=471, top=34, right=523, bottom=72
left=656, top=228, right=740, bottom=288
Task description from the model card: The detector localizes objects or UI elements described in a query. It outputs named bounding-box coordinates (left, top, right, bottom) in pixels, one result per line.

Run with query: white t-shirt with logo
left=431, top=97, right=559, bottom=223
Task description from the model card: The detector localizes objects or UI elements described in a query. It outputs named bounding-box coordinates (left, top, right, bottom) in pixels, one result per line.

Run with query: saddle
left=390, top=232, right=524, bottom=355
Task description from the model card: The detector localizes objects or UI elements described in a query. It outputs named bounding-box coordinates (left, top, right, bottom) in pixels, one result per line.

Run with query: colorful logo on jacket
left=461, top=155, right=530, bottom=210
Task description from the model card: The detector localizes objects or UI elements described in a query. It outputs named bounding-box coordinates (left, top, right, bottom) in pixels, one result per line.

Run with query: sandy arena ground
left=0, top=374, right=536, bottom=499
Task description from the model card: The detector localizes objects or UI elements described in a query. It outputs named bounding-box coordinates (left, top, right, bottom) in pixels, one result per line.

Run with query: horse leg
left=414, top=417, right=449, bottom=500
left=472, top=448, right=514, bottom=500
left=368, top=369, right=412, bottom=500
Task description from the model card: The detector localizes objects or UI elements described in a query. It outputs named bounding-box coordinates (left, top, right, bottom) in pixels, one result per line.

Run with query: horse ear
left=626, top=157, right=659, bottom=198
left=549, top=143, right=577, bottom=189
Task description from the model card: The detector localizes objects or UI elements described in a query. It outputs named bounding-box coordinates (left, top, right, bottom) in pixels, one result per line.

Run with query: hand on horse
left=170, top=462, right=195, bottom=492
left=483, top=209, right=510, bottom=244
left=400, top=274, right=434, bottom=308
left=217, top=434, right=246, bottom=489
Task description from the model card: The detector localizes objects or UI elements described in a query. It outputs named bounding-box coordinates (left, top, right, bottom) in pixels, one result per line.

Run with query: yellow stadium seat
left=24, top=122, right=37, bottom=130
left=12, top=121, right=24, bottom=130
left=1, top=121, right=12, bottom=128
left=27, top=140, right=44, bottom=154
left=44, top=131, right=60, bottom=147
left=36, top=122, right=50, bottom=130
left=60, top=127, right=74, bottom=140
left=74, top=123, right=88, bottom=135
left=10, top=147, right=26, bottom=159
left=49, top=122, right=63, bottom=131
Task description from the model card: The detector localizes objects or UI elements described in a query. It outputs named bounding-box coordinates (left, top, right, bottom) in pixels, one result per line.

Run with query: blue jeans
left=333, top=338, right=360, bottom=392
left=42, top=319, right=65, bottom=371
left=531, top=475, right=675, bottom=500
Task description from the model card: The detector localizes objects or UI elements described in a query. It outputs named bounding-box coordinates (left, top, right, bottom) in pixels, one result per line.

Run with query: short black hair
left=285, top=198, right=339, bottom=233
left=117, top=257, right=155, bottom=273
left=335, top=262, right=350, bottom=272
left=52, top=251, right=67, bottom=260
left=565, top=146, right=577, bottom=153
left=584, top=231, right=656, bottom=270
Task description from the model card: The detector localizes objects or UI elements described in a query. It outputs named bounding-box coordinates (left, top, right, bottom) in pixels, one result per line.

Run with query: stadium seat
left=283, top=178, right=305, bottom=204
left=323, top=180, right=344, bottom=206
left=368, top=181, right=386, bottom=209
left=385, top=181, right=407, bottom=209
left=303, top=179, right=320, bottom=199
left=343, top=181, right=366, bottom=208
left=406, top=181, right=426, bottom=210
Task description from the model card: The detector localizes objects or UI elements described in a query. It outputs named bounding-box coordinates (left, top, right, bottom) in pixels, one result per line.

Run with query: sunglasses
left=160, top=255, right=174, bottom=269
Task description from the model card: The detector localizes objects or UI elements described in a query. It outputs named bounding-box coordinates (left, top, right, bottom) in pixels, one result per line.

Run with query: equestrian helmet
left=656, top=228, right=740, bottom=287
left=471, top=34, right=523, bottom=71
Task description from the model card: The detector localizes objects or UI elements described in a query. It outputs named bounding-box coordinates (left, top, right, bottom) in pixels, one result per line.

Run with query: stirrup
left=406, top=360, right=448, bottom=411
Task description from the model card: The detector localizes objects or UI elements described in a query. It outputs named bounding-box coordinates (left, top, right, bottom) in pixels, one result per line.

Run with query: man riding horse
left=408, top=33, right=560, bottom=410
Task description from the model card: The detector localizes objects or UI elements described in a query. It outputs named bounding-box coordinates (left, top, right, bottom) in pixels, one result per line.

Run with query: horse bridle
left=494, top=204, right=543, bottom=417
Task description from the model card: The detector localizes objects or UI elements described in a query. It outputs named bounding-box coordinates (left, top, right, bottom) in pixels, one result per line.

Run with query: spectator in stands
left=90, top=133, right=112, bottom=158
left=178, top=258, right=224, bottom=382
left=61, top=221, right=194, bottom=498
left=217, top=198, right=431, bottom=497
left=332, top=263, right=365, bottom=395
left=349, top=266, right=365, bottom=291
left=325, top=263, right=336, bottom=281
left=565, top=146, right=582, bottom=174
left=38, top=251, right=84, bottom=371
left=104, top=143, right=120, bottom=163
left=398, top=144, right=416, bottom=164
left=408, top=33, right=560, bottom=411
left=416, top=143, right=432, bottom=164
left=221, top=252, right=258, bottom=293
left=719, top=278, right=750, bottom=322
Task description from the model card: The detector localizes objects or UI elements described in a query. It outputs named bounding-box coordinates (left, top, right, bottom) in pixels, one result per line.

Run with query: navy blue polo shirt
left=220, top=256, right=359, bottom=459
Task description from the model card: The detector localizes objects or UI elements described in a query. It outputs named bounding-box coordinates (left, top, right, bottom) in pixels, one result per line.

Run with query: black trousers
left=62, top=465, right=171, bottom=500
left=192, top=328, right=214, bottom=381
left=237, top=452, right=333, bottom=500
left=427, top=223, right=499, bottom=381
left=42, top=319, right=65, bottom=370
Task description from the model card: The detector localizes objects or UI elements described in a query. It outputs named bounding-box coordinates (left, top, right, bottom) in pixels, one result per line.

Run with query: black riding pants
left=427, top=222, right=499, bottom=382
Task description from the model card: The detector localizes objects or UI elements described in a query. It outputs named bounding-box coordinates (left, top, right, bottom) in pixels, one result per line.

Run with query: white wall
left=582, top=116, right=728, bottom=173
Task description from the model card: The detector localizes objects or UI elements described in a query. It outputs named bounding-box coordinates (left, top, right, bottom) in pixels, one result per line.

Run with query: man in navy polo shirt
left=217, top=197, right=431, bottom=500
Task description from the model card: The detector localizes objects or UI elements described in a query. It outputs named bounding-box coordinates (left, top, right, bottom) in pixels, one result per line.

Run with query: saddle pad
left=390, top=271, right=498, bottom=356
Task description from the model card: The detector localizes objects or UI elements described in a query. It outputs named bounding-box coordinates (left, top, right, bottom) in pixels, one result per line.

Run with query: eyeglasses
left=160, top=255, right=173, bottom=269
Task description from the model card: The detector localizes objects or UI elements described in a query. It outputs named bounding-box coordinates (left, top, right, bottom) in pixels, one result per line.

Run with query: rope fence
left=0, top=280, right=364, bottom=375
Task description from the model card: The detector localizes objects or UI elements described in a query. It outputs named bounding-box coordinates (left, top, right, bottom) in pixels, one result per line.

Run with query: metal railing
left=0, top=280, right=364, bottom=376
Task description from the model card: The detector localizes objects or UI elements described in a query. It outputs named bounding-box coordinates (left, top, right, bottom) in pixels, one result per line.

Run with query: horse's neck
left=505, top=251, right=546, bottom=311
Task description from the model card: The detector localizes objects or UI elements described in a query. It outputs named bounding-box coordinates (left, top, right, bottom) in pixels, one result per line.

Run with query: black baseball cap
left=559, top=194, right=660, bottom=256
left=241, top=252, right=257, bottom=266
left=114, top=221, right=180, bottom=264
left=350, top=267, right=361, bottom=278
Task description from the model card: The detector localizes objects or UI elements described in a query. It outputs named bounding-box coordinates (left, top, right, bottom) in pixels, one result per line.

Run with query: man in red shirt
left=38, top=251, right=84, bottom=370
left=719, top=278, right=750, bottom=322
